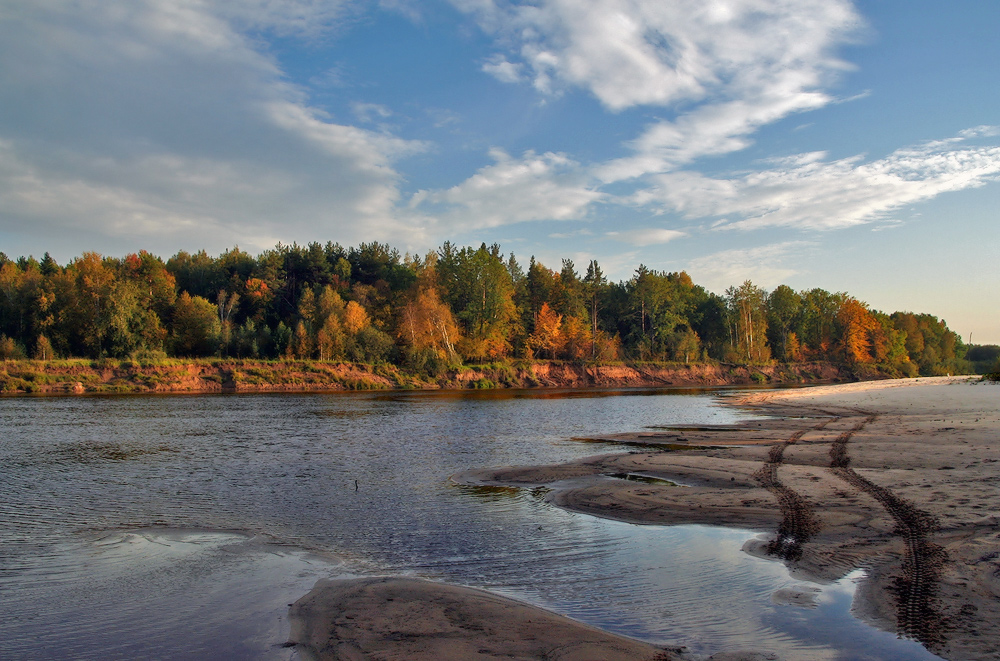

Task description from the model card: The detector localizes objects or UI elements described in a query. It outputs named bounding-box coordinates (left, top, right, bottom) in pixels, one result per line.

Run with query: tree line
left=0, top=242, right=971, bottom=377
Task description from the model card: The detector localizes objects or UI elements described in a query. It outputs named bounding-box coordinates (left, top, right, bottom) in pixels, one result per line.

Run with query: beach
left=289, top=376, right=999, bottom=660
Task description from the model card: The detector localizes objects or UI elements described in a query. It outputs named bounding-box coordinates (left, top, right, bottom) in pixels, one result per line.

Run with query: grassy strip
left=0, top=358, right=878, bottom=395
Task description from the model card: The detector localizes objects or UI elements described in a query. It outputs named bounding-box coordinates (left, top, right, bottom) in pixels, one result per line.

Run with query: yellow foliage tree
left=528, top=303, right=563, bottom=359
left=397, top=287, right=461, bottom=361
left=561, top=315, right=591, bottom=360
left=316, top=315, right=345, bottom=361
left=290, top=320, right=312, bottom=359
left=344, top=301, right=370, bottom=336
left=786, top=332, right=803, bottom=362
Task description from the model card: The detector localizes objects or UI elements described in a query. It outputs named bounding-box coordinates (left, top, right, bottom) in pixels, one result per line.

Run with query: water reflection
left=1, top=529, right=341, bottom=661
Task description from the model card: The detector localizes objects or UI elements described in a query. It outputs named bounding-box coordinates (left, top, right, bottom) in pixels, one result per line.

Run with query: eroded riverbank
left=0, top=358, right=863, bottom=394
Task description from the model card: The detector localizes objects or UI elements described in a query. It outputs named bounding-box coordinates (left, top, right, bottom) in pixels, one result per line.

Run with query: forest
left=0, top=241, right=976, bottom=378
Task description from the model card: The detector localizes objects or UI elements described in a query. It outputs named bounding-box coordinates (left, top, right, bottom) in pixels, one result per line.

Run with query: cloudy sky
left=1, top=0, right=998, bottom=341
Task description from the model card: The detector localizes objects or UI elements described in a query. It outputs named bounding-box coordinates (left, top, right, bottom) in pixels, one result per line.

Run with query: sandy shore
left=288, top=577, right=677, bottom=660
left=289, top=376, right=999, bottom=661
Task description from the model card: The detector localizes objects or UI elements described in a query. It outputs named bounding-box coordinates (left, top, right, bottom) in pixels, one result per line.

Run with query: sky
left=1, top=0, right=998, bottom=342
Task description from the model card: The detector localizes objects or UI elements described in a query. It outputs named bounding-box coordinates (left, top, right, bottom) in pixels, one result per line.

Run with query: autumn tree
left=522, top=257, right=556, bottom=331
left=527, top=303, right=563, bottom=359
left=560, top=315, right=591, bottom=360
left=438, top=243, right=520, bottom=361
left=315, top=286, right=347, bottom=361
left=397, top=287, right=461, bottom=367
left=674, top=328, right=701, bottom=363
left=343, top=301, right=370, bottom=336
left=836, top=297, right=878, bottom=363
left=120, top=250, right=177, bottom=320
left=34, top=334, right=56, bottom=360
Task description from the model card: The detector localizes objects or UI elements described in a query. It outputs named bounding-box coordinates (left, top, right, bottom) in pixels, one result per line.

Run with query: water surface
left=0, top=389, right=940, bottom=660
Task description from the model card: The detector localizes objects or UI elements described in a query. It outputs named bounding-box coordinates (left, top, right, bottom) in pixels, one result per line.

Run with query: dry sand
left=289, top=376, right=1000, bottom=661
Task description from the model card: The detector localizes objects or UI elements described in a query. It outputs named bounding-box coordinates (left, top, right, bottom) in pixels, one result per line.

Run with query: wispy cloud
left=686, top=241, right=812, bottom=292
left=352, top=102, right=394, bottom=124
left=217, top=0, right=360, bottom=38
left=606, top=228, right=685, bottom=246
left=548, top=228, right=593, bottom=239
left=634, top=131, right=1000, bottom=231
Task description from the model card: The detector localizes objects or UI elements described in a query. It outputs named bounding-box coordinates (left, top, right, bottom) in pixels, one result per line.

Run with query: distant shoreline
left=1, top=358, right=879, bottom=395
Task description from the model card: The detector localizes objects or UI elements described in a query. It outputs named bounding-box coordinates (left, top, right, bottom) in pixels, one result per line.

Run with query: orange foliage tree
left=528, top=303, right=563, bottom=358
left=837, top=297, right=878, bottom=363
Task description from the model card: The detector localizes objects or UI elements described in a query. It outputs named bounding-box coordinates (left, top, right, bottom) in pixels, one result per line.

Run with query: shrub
left=350, top=327, right=397, bottom=364
left=0, top=335, right=26, bottom=359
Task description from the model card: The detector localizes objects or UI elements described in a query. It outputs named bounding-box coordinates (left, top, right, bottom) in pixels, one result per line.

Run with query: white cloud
left=217, top=0, right=359, bottom=38
left=686, top=241, right=811, bottom=292
left=606, top=228, right=685, bottom=246
left=377, top=0, right=424, bottom=23
left=455, top=0, right=861, bottom=107
left=352, top=102, right=394, bottom=123
left=455, top=0, right=861, bottom=178
left=959, top=125, right=1000, bottom=139
left=0, top=0, right=424, bottom=255
left=416, top=149, right=603, bottom=230
left=548, top=228, right=593, bottom=239
left=482, top=57, right=524, bottom=83
left=633, top=133, right=1000, bottom=231
left=598, top=85, right=833, bottom=181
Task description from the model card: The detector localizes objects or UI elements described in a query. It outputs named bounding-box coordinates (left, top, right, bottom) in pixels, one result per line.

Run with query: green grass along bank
left=1, top=359, right=894, bottom=395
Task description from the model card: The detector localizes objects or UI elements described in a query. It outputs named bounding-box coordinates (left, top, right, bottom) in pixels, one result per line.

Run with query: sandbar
left=288, top=577, right=677, bottom=660
left=290, top=376, right=999, bottom=660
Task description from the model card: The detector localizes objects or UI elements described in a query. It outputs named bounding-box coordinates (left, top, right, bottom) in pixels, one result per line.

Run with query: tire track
left=828, top=413, right=948, bottom=648
left=751, top=421, right=829, bottom=561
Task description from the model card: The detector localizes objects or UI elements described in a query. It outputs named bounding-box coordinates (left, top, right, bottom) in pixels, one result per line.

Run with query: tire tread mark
left=828, top=414, right=948, bottom=648
left=751, top=421, right=826, bottom=561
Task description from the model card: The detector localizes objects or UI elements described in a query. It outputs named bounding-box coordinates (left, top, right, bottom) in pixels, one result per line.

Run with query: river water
left=0, top=388, right=940, bottom=660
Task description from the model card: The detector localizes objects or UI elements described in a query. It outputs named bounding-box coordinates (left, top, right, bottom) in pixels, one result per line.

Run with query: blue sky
left=1, top=0, right=998, bottom=342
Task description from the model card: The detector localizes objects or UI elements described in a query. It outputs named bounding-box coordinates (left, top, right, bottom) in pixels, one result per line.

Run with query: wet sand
left=289, top=577, right=677, bottom=660
left=290, top=376, right=999, bottom=661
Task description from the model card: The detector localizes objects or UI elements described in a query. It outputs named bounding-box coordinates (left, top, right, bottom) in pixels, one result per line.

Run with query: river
left=0, top=388, right=939, bottom=660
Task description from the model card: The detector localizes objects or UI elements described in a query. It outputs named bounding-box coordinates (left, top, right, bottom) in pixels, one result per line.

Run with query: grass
left=0, top=356, right=891, bottom=395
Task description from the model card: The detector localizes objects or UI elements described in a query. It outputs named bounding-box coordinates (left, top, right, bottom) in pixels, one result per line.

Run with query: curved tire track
left=828, top=413, right=948, bottom=648
left=752, top=421, right=829, bottom=561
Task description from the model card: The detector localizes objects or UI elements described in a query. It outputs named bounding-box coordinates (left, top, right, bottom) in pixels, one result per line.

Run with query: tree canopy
left=0, top=244, right=970, bottom=376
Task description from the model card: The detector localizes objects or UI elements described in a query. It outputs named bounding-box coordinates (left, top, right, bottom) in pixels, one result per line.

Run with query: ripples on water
left=0, top=389, right=941, bottom=660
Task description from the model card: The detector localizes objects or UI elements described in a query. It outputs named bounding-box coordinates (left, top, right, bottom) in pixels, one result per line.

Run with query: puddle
left=602, top=472, right=683, bottom=486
